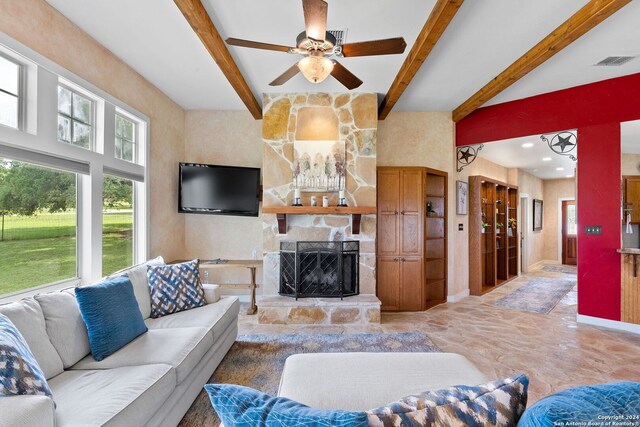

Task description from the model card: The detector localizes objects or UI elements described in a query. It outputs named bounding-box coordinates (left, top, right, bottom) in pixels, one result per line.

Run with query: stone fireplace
left=260, top=92, right=380, bottom=324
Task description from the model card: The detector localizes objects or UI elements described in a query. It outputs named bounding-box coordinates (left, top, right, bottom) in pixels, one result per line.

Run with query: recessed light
left=556, top=167, right=564, bottom=171
left=542, top=157, right=552, bottom=161
left=522, top=143, right=534, bottom=148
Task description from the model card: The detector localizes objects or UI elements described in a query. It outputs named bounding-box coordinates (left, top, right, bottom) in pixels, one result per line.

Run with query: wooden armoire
left=376, top=167, right=448, bottom=311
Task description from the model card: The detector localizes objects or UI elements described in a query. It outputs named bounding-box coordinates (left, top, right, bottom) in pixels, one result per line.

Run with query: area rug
left=493, top=277, right=576, bottom=314
left=178, top=332, right=439, bottom=426
left=541, top=264, right=577, bottom=275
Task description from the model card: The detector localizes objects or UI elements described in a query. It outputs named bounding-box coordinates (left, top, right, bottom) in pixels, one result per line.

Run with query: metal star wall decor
left=457, top=144, right=484, bottom=172
left=541, top=131, right=577, bottom=161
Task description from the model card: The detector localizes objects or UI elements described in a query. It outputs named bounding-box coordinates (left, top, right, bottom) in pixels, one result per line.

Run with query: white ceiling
left=477, top=133, right=577, bottom=180
left=44, top=0, right=640, bottom=113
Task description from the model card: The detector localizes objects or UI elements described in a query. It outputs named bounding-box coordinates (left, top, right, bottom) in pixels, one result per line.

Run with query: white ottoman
left=278, top=352, right=488, bottom=411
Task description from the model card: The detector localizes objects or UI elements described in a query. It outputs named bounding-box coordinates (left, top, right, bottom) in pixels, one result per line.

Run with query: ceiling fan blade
left=330, top=61, right=363, bottom=90
left=269, top=63, right=301, bottom=86
left=341, top=37, right=407, bottom=57
left=226, top=37, right=294, bottom=53
left=302, top=0, right=328, bottom=41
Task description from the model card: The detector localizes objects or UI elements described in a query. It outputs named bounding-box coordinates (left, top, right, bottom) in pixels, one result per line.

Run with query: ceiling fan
left=225, top=0, right=407, bottom=89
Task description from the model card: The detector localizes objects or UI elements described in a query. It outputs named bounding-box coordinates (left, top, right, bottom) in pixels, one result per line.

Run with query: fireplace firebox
left=279, top=241, right=359, bottom=299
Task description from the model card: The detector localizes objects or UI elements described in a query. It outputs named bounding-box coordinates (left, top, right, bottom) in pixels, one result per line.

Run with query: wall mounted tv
left=178, top=163, right=260, bottom=217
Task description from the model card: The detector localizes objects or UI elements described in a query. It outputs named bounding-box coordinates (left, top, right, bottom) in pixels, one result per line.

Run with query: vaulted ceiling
left=45, top=0, right=640, bottom=119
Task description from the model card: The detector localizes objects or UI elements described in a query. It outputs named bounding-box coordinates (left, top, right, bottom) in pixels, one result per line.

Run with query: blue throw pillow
left=147, top=259, right=206, bottom=318
left=518, top=382, right=640, bottom=427
left=75, top=275, right=147, bottom=361
left=0, top=313, right=52, bottom=397
left=205, top=384, right=368, bottom=427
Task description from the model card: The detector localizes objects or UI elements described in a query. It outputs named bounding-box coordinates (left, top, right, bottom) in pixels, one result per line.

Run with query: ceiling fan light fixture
left=298, top=53, right=333, bottom=84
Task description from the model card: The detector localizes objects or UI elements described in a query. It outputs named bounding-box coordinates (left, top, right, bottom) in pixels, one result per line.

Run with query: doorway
left=561, top=200, right=577, bottom=265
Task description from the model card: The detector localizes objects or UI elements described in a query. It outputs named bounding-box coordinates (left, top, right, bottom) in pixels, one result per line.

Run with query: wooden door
left=562, top=200, right=577, bottom=266
left=400, top=257, right=424, bottom=311
left=377, top=257, right=401, bottom=311
left=400, top=170, right=423, bottom=256
left=625, top=177, right=640, bottom=224
left=377, top=170, right=400, bottom=256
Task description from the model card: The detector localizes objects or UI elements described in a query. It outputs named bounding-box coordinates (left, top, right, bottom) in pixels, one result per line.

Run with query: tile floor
left=238, top=267, right=640, bottom=403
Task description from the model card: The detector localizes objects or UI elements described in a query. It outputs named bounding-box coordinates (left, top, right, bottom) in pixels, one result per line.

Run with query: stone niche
left=261, top=93, right=378, bottom=301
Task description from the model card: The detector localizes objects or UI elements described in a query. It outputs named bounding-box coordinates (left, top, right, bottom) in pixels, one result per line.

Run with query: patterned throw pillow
left=205, top=384, right=368, bottom=427
left=0, top=313, right=52, bottom=397
left=147, top=259, right=206, bottom=318
left=367, top=374, right=528, bottom=427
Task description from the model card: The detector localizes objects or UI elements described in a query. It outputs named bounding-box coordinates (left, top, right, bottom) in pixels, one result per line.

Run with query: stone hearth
left=258, top=295, right=381, bottom=325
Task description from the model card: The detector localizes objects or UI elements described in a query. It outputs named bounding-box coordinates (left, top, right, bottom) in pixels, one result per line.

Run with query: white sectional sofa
left=0, top=260, right=240, bottom=427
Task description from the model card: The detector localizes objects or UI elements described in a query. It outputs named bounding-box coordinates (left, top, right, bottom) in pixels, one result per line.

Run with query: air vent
left=328, top=29, right=347, bottom=46
left=594, top=56, right=636, bottom=66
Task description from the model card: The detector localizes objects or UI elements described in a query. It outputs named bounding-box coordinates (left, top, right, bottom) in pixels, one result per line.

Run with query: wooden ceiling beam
left=174, top=0, right=262, bottom=119
left=452, top=0, right=632, bottom=122
left=378, top=0, right=465, bottom=120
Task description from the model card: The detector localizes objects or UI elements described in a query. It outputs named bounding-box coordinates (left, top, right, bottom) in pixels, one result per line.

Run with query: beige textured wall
left=622, top=154, right=640, bottom=175
left=542, top=178, right=576, bottom=262
left=183, top=111, right=263, bottom=287
left=517, top=170, right=545, bottom=268
left=0, top=0, right=186, bottom=261
left=377, top=112, right=460, bottom=297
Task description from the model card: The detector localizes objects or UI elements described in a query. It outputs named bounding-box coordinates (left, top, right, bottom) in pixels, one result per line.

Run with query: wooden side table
left=199, top=260, right=262, bottom=315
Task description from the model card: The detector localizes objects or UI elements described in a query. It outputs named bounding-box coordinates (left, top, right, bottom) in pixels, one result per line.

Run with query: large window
left=115, top=114, right=136, bottom=162
left=102, top=175, right=134, bottom=276
left=57, top=85, right=94, bottom=149
left=0, top=54, right=20, bottom=129
left=0, top=159, right=77, bottom=295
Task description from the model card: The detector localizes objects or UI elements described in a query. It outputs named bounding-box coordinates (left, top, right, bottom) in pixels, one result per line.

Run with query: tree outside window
left=57, top=85, right=93, bottom=150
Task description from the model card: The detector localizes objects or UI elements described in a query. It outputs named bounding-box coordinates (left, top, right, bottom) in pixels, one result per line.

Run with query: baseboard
left=527, top=259, right=557, bottom=271
left=577, top=314, right=640, bottom=335
left=447, top=289, right=470, bottom=303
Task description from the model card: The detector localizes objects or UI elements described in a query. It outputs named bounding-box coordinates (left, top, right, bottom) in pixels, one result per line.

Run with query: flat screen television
left=178, top=163, right=260, bottom=217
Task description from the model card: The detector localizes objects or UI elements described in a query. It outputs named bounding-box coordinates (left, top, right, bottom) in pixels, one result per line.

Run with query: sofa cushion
left=205, top=384, right=368, bottom=427
left=71, top=326, right=212, bottom=384
left=148, top=259, right=206, bottom=318
left=108, top=256, right=164, bottom=319
left=0, top=395, right=55, bottom=427
left=35, top=291, right=90, bottom=368
left=517, top=381, right=640, bottom=427
left=48, top=364, right=175, bottom=427
left=0, top=298, right=64, bottom=380
left=367, top=374, right=529, bottom=427
left=0, top=313, right=52, bottom=398
left=75, top=275, right=148, bottom=361
left=278, top=353, right=489, bottom=411
left=145, top=296, right=240, bottom=339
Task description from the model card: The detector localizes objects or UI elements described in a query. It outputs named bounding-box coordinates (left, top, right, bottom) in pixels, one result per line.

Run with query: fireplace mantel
left=262, top=206, right=376, bottom=235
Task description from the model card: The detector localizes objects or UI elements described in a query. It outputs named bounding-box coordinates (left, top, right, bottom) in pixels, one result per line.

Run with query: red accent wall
left=456, top=73, right=640, bottom=321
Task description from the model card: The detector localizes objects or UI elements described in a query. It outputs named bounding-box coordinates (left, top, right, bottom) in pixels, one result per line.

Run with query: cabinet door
left=625, top=177, right=640, bottom=224
left=399, top=257, right=424, bottom=311
left=377, top=170, right=401, bottom=256
left=400, top=170, right=423, bottom=256
left=377, top=257, right=400, bottom=311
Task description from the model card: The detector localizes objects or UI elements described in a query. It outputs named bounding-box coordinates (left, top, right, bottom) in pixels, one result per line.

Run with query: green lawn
left=0, top=211, right=133, bottom=295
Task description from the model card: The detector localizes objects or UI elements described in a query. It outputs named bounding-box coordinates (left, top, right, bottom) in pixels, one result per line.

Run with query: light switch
left=458, top=224, right=464, bottom=231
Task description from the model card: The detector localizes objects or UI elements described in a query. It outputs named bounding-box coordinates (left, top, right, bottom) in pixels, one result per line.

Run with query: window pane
left=72, top=121, right=91, bottom=149
left=57, top=115, right=71, bottom=142
left=0, top=56, right=19, bottom=95
left=121, top=141, right=134, bottom=162
left=72, top=92, right=91, bottom=123
left=115, top=137, right=122, bottom=159
left=57, top=86, right=71, bottom=116
left=102, top=175, right=133, bottom=276
left=115, top=115, right=124, bottom=138
left=0, top=91, right=18, bottom=128
left=567, top=204, right=577, bottom=235
left=122, top=118, right=134, bottom=141
left=0, top=159, right=77, bottom=296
